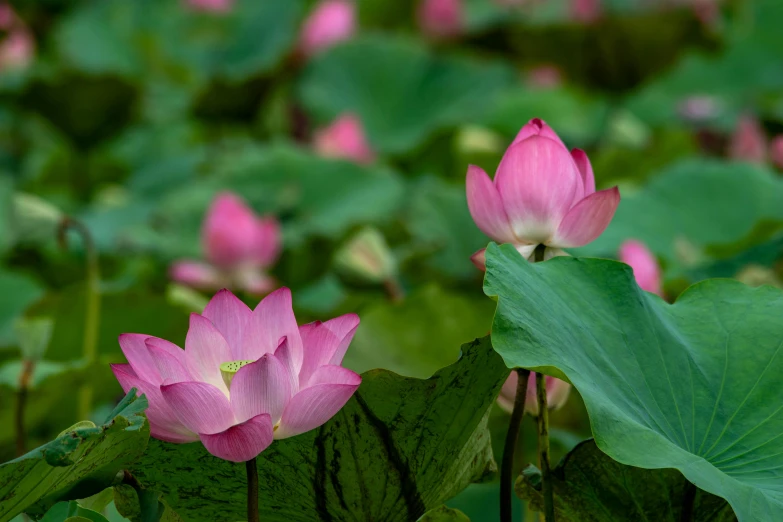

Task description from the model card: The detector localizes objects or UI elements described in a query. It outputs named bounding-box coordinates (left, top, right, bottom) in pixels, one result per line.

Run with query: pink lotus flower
left=111, top=288, right=362, bottom=462
left=771, top=135, right=783, bottom=170
left=467, top=118, right=620, bottom=267
left=417, top=0, right=463, bottom=38
left=184, top=0, right=233, bottom=13
left=299, top=0, right=355, bottom=57
left=497, top=371, right=571, bottom=417
left=526, top=65, right=563, bottom=89
left=619, top=239, right=663, bottom=296
left=313, top=113, right=375, bottom=165
left=729, top=115, right=767, bottom=164
left=0, top=28, right=33, bottom=70
left=170, top=192, right=281, bottom=295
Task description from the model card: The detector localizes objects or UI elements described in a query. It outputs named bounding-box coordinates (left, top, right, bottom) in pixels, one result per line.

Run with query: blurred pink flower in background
left=677, top=95, right=720, bottom=122
left=619, top=239, right=663, bottom=296
left=770, top=135, right=783, bottom=170
left=729, top=115, right=767, bottom=164
left=497, top=371, right=571, bottom=416
left=570, top=0, right=602, bottom=23
left=525, top=65, right=563, bottom=89
left=112, top=288, right=362, bottom=462
left=170, top=192, right=281, bottom=295
left=299, top=0, right=355, bottom=57
left=0, top=4, right=34, bottom=71
left=313, top=113, right=375, bottom=165
left=185, top=0, right=233, bottom=13
left=467, top=118, right=620, bottom=268
left=417, top=0, right=463, bottom=38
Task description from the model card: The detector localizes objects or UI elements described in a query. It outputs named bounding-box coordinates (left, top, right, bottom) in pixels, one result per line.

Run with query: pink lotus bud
left=184, top=0, right=233, bottom=13
left=299, top=0, right=355, bottom=57
left=619, top=240, right=663, bottom=296
left=171, top=192, right=282, bottom=295
left=112, top=288, right=362, bottom=462
left=466, top=118, right=620, bottom=266
left=0, top=4, right=14, bottom=29
left=497, top=371, right=571, bottom=416
left=314, top=113, right=375, bottom=165
left=0, top=28, right=33, bottom=70
left=417, top=0, right=463, bottom=38
left=571, top=0, right=602, bottom=24
left=770, top=135, right=783, bottom=170
left=729, top=115, right=767, bottom=164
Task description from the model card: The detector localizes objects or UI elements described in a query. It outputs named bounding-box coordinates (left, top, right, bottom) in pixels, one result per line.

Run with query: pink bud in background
left=770, top=135, right=783, bottom=171
left=112, top=288, right=362, bottom=462
left=417, top=0, right=463, bottom=38
left=0, top=28, right=33, bottom=70
left=185, top=0, right=233, bottom=13
left=467, top=118, right=620, bottom=268
left=570, top=0, right=602, bottom=24
left=0, top=4, right=14, bottom=29
left=526, top=65, right=563, bottom=89
left=729, top=115, right=767, bottom=164
left=619, top=240, right=663, bottom=296
left=314, top=113, right=375, bottom=165
left=677, top=95, right=720, bottom=122
left=170, top=192, right=281, bottom=295
left=299, top=0, right=355, bottom=57
left=497, top=372, right=571, bottom=417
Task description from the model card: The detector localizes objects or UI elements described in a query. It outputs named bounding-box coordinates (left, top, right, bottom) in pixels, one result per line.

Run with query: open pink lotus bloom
left=170, top=192, right=281, bottom=295
left=299, top=0, right=355, bottom=57
left=417, top=0, right=463, bottom=38
left=729, top=115, right=767, bottom=164
left=497, top=371, right=570, bottom=417
left=111, top=288, right=362, bottom=462
left=184, top=0, right=233, bottom=13
left=313, top=113, right=375, bottom=165
left=619, top=239, right=663, bottom=296
left=467, top=118, right=620, bottom=268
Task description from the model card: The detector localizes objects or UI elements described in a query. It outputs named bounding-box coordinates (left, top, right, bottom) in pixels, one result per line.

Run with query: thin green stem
left=246, top=459, right=260, bottom=522
left=536, top=372, right=554, bottom=521
left=15, top=359, right=34, bottom=456
left=679, top=481, right=696, bottom=522
left=58, top=218, right=100, bottom=421
left=500, top=368, right=531, bottom=522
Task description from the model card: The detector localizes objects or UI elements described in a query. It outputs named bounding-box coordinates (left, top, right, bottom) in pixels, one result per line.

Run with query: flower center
left=219, top=360, right=253, bottom=389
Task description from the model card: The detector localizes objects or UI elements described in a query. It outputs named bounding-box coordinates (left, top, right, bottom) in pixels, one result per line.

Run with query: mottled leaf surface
left=0, top=392, right=149, bottom=521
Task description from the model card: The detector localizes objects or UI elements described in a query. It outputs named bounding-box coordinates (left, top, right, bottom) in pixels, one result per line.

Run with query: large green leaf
left=0, top=271, right=44, bottom=348
left=298, top=35, right=514, bottom=154
left=0, top=391, right=149, bottom=520
left=345, top=284, right=495, bottom=378
left=484, top=243, right=783, bottom=522
left=130, top=338, right=508, bottom=522
left=575, top=160, right=783, bottom=268
left=517, top=440, right=735, bottom=521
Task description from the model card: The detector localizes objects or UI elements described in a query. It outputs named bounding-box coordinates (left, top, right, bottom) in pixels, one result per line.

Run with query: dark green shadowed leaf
left=416, top=505, right=471, bottom=521
left=0, top=391, right=149, bottom=520
left=40, top=500, right=111, bottom=522
left=484, top=243, right=783, bottom=522
left=130, top=338, right=508, bottom=522
left=517, top=440, right=735, bottom=522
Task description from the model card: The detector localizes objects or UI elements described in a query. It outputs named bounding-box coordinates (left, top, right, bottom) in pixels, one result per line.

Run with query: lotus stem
left=680, top=481, right=696, bottom=522
left=58, top=217, right=100, bottom=421
left=246, top=458, right=260, bottom=522
left=15, top=359, right=34, bottom=456
left=536, top=372, right=554, bottom=521
left=500, top=368, right=530, bottom=522
left=383, top=277, right=405, bottom=303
